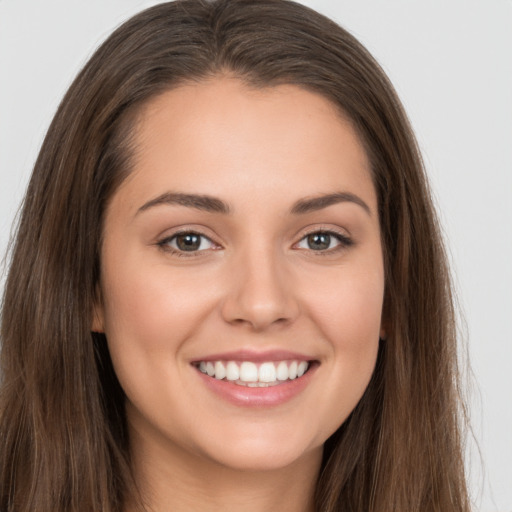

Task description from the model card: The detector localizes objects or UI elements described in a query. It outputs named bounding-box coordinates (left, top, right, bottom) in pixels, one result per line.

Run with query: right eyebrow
left=136, top=192, right=231, bottom=215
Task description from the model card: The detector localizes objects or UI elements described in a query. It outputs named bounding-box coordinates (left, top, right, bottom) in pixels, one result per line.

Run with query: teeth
left=206, top=362, right=215, bottom=377
left=259, top=362, right=276, bottom=383
left=239, top=361, right=258, bottom=382
left=297, top=361, right=308, bottom=377
left=197, top=359, right=310, bottom=384
left=226, top=361, right=239, bottom=381
left=288, top=361, right=298, bottom=379
left=214, top=361, right=226, bottom=380
left=276, top=361, right=288, bottom=381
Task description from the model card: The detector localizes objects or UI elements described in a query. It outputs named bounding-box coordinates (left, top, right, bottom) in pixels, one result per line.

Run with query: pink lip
left=190, top=349, right=313, bottom=363
left=192, top=359, right=318, bottom=408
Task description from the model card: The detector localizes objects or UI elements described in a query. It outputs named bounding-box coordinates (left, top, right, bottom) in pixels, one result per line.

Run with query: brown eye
left=175, top=233, right=202, bottom=251
left=158, top=232, right=216, bottom=253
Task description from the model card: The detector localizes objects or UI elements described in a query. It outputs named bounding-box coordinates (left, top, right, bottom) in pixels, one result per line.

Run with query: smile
left=196, top=360, right=310, bottom=387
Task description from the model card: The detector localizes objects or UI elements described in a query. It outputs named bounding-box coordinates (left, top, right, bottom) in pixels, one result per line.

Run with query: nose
left=220, top=246, right=300, bottom=331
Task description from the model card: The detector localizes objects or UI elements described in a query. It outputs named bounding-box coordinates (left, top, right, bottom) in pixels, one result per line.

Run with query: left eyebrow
left=290, top=192, right=372, bottom=216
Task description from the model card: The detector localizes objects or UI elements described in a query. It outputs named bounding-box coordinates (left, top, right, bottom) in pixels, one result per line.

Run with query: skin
left=94, top=77, right=385, bottom=512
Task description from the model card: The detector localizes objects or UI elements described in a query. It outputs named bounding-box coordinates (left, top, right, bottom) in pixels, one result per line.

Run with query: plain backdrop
left=0, top=1, right=511, bottom=510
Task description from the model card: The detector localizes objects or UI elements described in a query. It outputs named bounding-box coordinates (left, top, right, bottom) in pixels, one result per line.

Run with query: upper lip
left=190, top=349, right=315, bottom=363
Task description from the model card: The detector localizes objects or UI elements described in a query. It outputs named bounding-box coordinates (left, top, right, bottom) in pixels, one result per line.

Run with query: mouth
left=190, top=350, right=318, bottom=406
left=193, top=359, right=312, bottom=387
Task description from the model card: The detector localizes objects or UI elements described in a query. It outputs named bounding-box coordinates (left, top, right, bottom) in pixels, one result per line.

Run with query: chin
left=205, top=441, right=320, bottom=473
left=193, top=424, right=324, bottom=473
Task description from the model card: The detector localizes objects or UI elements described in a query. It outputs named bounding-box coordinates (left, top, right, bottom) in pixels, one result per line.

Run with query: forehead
left=115, top=77, right=375, bottom=214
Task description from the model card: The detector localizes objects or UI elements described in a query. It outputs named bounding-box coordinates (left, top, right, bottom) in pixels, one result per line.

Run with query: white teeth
left=259, top=362, right=276, bottom=383
left=197, top=359, right=310, bottom=384
left=226, top=361, right=239, bottom=381
left=206, top=362, right=215, bottom=377
left=288, top=361, right=298, bottom=379
left=276, top=361, right=289, bottom=381
left=214, top=361, right=226, bottom=380
left=297, top=361, right=308, bottom=377
left=239, top=362, right=258, bottom=382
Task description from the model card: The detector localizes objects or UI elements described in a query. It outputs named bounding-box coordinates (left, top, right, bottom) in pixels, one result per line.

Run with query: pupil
left=176, top=233, right=201, bottom=251
left=308, top=233, right=330, bottom=250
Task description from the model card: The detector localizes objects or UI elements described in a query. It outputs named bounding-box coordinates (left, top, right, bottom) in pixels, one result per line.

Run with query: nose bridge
left=221, top=238, right=298, bottom=330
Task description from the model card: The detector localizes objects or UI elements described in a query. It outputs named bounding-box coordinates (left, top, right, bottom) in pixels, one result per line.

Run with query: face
left=94, top=78, right=385, bottom=473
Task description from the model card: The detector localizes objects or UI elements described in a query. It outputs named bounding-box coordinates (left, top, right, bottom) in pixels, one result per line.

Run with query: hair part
left=1, top=1, right=470, bottom=510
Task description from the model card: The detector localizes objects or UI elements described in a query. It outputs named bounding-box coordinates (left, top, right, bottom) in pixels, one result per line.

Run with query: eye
left=158, top=231, right=217, bottom=254
left=296, top=231, right=352, bottom=252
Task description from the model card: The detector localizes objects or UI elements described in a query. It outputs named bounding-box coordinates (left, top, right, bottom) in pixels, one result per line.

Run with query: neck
left=126, top=424, right=322, bottom=512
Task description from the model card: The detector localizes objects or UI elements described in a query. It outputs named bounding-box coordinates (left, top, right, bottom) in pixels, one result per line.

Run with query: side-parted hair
left=0, top=1, right=470, bottom=511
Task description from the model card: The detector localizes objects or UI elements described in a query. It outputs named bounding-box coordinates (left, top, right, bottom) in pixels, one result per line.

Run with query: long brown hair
left=0, top=1, right=470, bottom=510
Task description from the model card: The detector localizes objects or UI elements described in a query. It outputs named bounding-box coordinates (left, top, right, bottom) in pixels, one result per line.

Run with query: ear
left=91, top=286, right=105, bottom=333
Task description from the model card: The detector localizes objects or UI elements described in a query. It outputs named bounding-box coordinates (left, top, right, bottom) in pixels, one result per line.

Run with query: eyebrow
left=137, top=192, right=231, bottom=215
left=136, top=191, right=371, bottom=217
left=290, top=192, right=371, bottom=216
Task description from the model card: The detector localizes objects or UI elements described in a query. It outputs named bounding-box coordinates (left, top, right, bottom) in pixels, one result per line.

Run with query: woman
left=0, top=0, right=470, bottom=510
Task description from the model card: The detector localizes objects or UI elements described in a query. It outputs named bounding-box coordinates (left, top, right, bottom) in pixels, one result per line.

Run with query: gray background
left=0, top=1, right=511, bottom=510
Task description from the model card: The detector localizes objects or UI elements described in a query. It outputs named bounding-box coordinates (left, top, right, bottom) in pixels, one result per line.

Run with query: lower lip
left=194, top=364, right=316, bottom=407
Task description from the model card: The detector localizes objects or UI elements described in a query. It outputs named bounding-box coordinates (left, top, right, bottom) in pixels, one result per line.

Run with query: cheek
left=305, top=265, right=384, bottom=347
left=101, top=259, right=218, bottom=349
left=98, top=264, right=218, bottom=415
left=300, top=265, right=383, bottom=428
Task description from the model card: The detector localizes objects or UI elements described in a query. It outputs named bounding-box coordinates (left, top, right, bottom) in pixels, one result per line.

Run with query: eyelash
left=156, top=229, right=353, bottom=257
